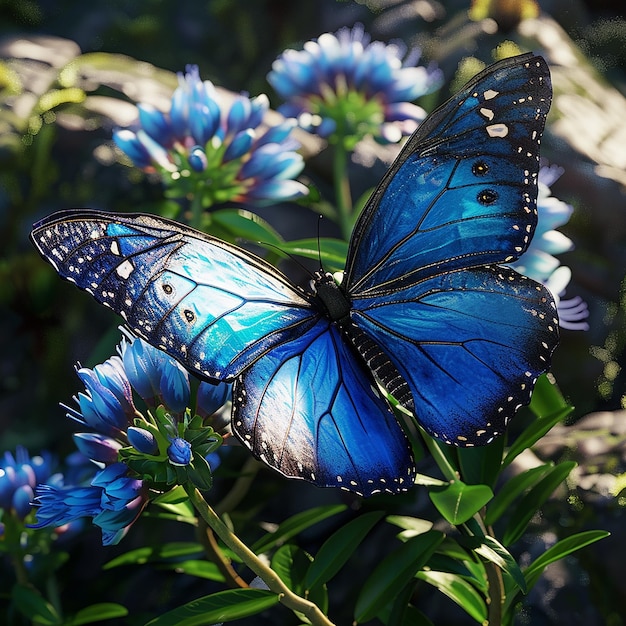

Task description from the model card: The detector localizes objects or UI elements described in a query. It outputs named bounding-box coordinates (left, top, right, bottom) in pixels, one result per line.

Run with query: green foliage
left=143, top=588, right=280, bottom=625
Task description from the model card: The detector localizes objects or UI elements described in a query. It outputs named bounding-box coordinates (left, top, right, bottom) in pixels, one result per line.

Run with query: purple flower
left=113, top=65, right=308, bottom=208
left=268, top=24, right=442, bottom=146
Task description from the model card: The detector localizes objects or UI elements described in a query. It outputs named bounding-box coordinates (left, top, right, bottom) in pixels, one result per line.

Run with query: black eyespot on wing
left=472, top=161, right=489, bottom=176
left=478, top=189, right=498, bottom=205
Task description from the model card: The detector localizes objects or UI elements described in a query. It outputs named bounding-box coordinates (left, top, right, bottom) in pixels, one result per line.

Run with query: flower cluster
left=114, top=65, right=308, bottom=209
left=268, top=23, right=442, bottom=147
left=32, top=334, right=229, bottom=545
left=510, top=164, right=588, bottom=330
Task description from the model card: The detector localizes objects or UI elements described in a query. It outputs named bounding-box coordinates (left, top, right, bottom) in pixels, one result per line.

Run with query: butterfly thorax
left=313, top=271, right=351, bottom=323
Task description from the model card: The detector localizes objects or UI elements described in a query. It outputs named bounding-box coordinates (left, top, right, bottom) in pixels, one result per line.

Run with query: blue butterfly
left=31, top=53, right=558, bottom=496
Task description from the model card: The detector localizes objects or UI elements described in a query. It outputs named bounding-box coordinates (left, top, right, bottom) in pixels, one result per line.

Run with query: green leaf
left=162, top=559, right=225, bottom=582
left=464, top=535, right=526, bottom=594
left=429, top=481, right=493, bottom=525
left=502, top=407, right=572, bottom=468
left=503, top=461, right=577, bottom=545
left=151, top=486, right=197, bottom=522
left=272, top=544, right=312, bottom=592
left=152, top=485, right=192, bottom=505
left=428, top=538, right=488, bottom=593
left=426, top=553, right=487, bottom=593
left=251, top=504, right=346, bottom=554
left=484, top=464, right=555, bottom=526
left=354, top=530, right=444, bottom=623
left=524, top=530, right=610, bottom=589
left=271, top=544, right=329, bottom=616
left=278, top=237, right=349, bottom=271
left=386, top=515, right=434, bottom=539
left=211, top=208, right=284, bottom=246
left=416, top=570, right=487, bottom=623
left=11, top=584, right=61, bottom=625
left=66, top=604, right=129, bottom=625
left=457, top=437, right=505, bottom=488
left=305, top=511, right=384, bottom=589
left=144, top=588, right=280, bottom=625
left=376, top=581, right=436, bottom=626
left=528, top=373, right=570, bottom=416
left=103, top=542, right=203, bottom=569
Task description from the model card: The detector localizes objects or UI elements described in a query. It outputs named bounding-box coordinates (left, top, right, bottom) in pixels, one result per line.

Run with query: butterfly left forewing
left=30, top=210, right=318, bottom=382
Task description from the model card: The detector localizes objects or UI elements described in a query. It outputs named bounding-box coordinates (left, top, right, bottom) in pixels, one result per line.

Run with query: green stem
left=333, top=141, right=353, bottom=241
left=421, top=428, right=505, bottom=623
left=419, top=428, right=458, bottom=483
left=485, top=557, right=504, bottom=626
left=184, top=484, right=336, bottom=626
left=189, top=187, right=204, bottom=230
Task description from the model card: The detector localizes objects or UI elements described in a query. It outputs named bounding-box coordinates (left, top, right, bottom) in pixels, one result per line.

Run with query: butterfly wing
left=30, top=210, right=318, bottom=381
left=233, top=318, right=415, bottom=496
left=343, top=54, right=559, bottom=444
left=346, top=54, right=551, bottom=293
left=31, top=210, right=415, bottom=493
left=350, top=266, right=557, bottom=444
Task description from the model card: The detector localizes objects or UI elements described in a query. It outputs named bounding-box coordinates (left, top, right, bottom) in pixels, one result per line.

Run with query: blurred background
left=1, top=0, right=625, bottom=624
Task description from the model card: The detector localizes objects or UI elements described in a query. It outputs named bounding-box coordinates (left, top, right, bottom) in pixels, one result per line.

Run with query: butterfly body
left=31, top=54, right=558, bottom=496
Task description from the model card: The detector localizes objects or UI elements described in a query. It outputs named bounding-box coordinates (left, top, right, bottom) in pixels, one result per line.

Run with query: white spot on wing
left=116, top=260, right=134, bottom=279
left=486, top=123, right=509, bottom=138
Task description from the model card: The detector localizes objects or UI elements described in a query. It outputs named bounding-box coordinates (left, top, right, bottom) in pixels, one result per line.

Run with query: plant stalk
left=333, top=142, right=353, bottom=240
left=185, top=484, right=336, bottom=626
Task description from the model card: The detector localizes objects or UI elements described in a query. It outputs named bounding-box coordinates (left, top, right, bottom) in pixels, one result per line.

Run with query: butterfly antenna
left=259, top=240, right=315, bottom=280
left=316, top=214, right=324, bottom=272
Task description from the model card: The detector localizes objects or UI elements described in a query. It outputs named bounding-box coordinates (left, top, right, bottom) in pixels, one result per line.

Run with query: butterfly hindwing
left=350, top=265, right=557, bottom=444
left=232, top=319, right=415, bottom=496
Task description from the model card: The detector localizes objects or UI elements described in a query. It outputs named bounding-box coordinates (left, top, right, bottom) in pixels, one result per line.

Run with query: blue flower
left=510, top=164, right=588, bottom=330
left=33, top=463, right=146, bottom=546
left=113, top=65, right=308, bottom=208
left=32, top=334, right=227, bottom=544
left=120, top=335, right=190, bottom=412
left=268, top=24, right=442, bottom=146
left=73, top=433, right=122, bottom=464
left=197, top=380, right=231, bottom=417
left=127, top=426, right=159, bottom=455
left=69, top=356, right=136, bottom=437
left=0, top=447, right=57, bottom=520
left=167, top=437, right=192, bottom=466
